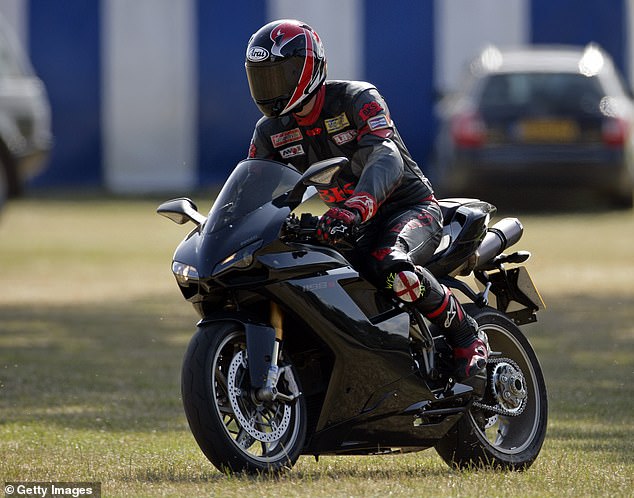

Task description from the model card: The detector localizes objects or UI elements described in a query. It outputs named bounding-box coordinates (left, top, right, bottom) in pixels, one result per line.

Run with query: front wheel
left=181, top=322, right=306, bottom=474
left=435, top=306, right=548, bottom=470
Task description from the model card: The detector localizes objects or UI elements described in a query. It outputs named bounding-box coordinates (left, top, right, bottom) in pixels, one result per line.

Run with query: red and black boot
left=425, top=286, right=488, bottom=380
left=392, top=268, right=489, bottom=381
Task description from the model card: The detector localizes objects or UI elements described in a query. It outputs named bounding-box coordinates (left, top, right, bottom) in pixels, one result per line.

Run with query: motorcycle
left=157, top=156, right=547, bottom=474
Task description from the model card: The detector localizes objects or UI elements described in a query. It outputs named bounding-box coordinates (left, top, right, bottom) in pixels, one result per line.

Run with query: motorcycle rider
left=244, top=19, right=487, bottom=380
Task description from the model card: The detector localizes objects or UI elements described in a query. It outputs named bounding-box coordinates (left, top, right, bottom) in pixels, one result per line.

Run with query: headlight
left=172, top=261, right=199, bottom=286
left=212, top=240, right=262, bottom=276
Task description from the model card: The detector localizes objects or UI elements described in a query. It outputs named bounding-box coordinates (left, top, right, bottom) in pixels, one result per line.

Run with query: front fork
left=255, top=301, right=300, bottom=403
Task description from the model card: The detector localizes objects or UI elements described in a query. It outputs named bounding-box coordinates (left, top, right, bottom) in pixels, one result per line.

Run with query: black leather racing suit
left=249, top=80, right=453, bottom=309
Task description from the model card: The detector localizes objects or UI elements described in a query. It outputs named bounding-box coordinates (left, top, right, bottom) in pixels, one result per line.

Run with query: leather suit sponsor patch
left=367, top=115, right=390, bottom=131
left=324, top=113, right=350, bottom=133
left=332, top=129, right=358, bottom=145
left=271, top=128, right=303, bottom=148
left=318, top=182, right=355, bottom=203
left=280, top=144, right=305, bottom=159
left=359, top=101, right=384, bottom=121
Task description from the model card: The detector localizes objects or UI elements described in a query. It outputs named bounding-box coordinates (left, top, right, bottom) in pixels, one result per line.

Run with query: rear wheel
left=435, top=306, right=548, bottom=470
left=181, top=322, right=306, bottom=474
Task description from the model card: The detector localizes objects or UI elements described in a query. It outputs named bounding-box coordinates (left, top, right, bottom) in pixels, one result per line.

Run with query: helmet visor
left=246, top=57, right=303, bottom=103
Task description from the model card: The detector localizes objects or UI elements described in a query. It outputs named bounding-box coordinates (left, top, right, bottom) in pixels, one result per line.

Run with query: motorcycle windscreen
left=192, top=159, right=300, bottom=277
left=204, top=159, right=301, bottom=235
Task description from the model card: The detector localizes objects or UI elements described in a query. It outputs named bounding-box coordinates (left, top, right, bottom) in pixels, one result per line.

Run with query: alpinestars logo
left=444, top=300, right=457, bottom=328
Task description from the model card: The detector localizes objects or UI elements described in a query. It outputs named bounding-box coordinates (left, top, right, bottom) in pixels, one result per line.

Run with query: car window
left=478, top=72, right=604, bottom=115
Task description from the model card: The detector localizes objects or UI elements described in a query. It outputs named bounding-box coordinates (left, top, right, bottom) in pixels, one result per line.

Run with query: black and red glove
left=316, top=207, right=360, bottom=245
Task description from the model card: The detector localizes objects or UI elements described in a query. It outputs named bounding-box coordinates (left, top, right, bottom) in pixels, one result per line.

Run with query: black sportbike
left=157, top=157, right=547, bottom=474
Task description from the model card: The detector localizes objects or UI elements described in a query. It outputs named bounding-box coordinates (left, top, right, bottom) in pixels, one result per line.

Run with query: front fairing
left=172, top=159, right=300, bottom=279
left=196, top=203, right=291, bottom=278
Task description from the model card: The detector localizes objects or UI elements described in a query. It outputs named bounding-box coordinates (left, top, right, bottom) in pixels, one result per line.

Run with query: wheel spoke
left=236, top=428, right=255, bottom=449
left=218, top=403, right=233, bottom=415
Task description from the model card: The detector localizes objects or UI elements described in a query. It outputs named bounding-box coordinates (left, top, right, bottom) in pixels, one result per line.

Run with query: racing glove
left=316, top=207, right=360, bottom=245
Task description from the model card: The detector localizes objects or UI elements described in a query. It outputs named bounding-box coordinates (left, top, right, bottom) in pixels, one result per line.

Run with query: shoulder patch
left=324, top=113, right=350, bottom=134
left=271, top=128, right=303, bottom=148
left=359, top=101, right=384, bottom=121
left=367, top=115, right=390, bottom=131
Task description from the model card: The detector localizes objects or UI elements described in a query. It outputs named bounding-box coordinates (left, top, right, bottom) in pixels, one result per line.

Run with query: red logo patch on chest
left=271, top=128, right=303, bottom=148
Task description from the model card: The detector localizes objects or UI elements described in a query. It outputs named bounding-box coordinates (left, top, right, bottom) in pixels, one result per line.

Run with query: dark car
left=0, top=14, right=52, bottom=210
left=431, top=44, right=634, bottom=208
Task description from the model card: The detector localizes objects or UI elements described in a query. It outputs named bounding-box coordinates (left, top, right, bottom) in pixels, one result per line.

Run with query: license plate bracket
left=478, top=266, right=545, bottom=325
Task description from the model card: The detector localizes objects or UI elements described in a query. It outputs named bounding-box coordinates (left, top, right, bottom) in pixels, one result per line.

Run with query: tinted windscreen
left=204, top=159, right=300, bottom=234
left=479, top=72, right=604, bottom=115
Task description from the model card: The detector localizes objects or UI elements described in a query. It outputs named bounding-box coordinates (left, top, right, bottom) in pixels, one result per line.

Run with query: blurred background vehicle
left=431, top=44, right=634, bottom=209
left=0, top=13, right=51, bottom=211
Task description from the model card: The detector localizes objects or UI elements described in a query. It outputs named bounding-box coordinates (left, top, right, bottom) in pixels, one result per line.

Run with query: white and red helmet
left=245, top=19, right=327, bottom=117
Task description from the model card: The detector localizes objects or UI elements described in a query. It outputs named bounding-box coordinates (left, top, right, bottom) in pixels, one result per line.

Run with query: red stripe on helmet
left=283, top=28, right=314, bottom=114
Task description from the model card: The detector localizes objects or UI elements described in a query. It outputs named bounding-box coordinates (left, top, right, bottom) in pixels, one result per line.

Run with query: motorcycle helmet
left=245, top=19, right=326, bottom=117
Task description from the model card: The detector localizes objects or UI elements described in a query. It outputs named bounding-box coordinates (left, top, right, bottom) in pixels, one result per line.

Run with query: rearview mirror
left=157, top=198, right=207, bottom=226
left=301, top=157, right=348, bottom=186
left=284, top=157, right=349, bottom=207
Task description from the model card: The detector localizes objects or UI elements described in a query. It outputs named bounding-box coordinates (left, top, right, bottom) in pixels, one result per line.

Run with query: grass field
left=0, top=195, right=633, bottom=497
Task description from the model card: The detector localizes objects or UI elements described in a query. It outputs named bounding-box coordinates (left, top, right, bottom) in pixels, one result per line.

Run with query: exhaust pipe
left=475, top=217, right=524, bottom=269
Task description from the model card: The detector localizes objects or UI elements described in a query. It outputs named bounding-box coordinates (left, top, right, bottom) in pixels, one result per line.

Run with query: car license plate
left=519, top=118, right=579, bottom=143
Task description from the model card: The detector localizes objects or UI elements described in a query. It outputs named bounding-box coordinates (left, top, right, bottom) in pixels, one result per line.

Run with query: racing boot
left=392, top=269, right=488, bottom=381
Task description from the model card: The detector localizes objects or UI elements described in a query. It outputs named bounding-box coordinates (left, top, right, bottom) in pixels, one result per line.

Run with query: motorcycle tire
left=435, top=305, right=548, bottom=470
left=181, top=321, right=307, bottom=474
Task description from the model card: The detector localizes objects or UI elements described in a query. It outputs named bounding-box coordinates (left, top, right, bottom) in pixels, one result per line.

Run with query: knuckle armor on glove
left=316, top=207, right=359, bottom=243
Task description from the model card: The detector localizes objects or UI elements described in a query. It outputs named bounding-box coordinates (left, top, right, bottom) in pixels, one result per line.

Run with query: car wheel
left=610, top=171, right=633, bottom=209
left=613, top=181, right=633, bottom=209
left=613, top=190, right=633, bottom=209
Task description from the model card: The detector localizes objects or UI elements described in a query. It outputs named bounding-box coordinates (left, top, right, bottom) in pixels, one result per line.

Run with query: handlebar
left=283, top=213, right=319, bottom=241
left=283, top=213, right=357, bottom=249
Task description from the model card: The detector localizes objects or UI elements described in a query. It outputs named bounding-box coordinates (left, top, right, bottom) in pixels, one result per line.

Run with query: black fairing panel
left=172, top=202, right=291, bottom=279
left=267, top=269, right=439, bottom=446
left=257, top=243, right=351, bottom=278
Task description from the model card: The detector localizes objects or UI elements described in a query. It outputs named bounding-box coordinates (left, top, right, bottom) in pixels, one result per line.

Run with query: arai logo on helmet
left=247, top=46, right=269, bottom=62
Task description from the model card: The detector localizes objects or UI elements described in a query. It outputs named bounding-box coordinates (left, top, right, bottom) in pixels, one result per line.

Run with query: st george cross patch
left=392, top=270, right=421, bottom=303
